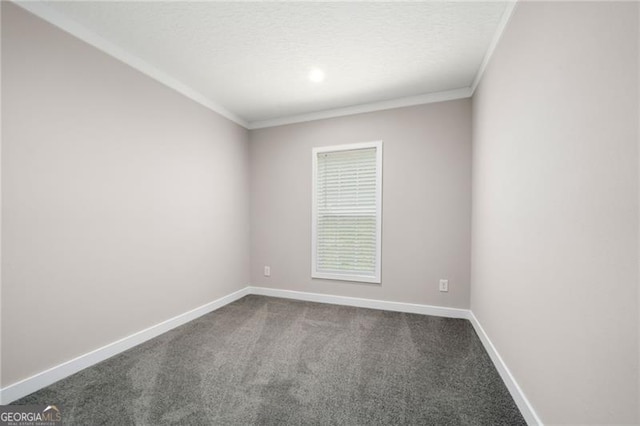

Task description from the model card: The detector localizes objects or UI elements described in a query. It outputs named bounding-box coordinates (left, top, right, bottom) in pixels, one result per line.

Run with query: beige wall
left=1, top=3, right=250, bottom=387
left=4, top=3, right=638, bottom=423
left=0, top=0, right=3, bottom=390
left=250, top=100, right=472, bottom=308
left=471, top=2, right=639, bottom=424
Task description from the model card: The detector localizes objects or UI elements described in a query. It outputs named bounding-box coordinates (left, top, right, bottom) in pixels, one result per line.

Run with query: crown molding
left=470, top=1, right=519, bottom=94
left=13, top=1, right=249, bottom=129
left=13, top=0, right=512, bottom=131
left=248, top=87, right=473, bottom=129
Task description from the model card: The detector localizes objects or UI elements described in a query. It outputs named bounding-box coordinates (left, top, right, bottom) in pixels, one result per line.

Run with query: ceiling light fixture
left=309, top=68, right=325, bottom=83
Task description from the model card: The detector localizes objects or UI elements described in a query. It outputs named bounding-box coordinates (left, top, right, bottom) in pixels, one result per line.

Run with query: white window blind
left=312, top=141, right=382, bottom=283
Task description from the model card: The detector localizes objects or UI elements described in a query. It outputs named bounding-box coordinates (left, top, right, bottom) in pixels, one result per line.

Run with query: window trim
left=311, top=140, right=383, bottom=284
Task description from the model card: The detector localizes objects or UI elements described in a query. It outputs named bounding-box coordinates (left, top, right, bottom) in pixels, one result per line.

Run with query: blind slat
left=314, top=146, right=379, bottom=278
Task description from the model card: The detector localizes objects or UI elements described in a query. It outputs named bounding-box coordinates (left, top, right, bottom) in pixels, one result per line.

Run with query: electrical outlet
left=264, top=266, right=271, bottom=277
left=439, top=279, right=449, bottom=292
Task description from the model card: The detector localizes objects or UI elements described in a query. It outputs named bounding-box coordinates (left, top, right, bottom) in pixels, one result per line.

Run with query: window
left=312, top=141, right=382, bottom=283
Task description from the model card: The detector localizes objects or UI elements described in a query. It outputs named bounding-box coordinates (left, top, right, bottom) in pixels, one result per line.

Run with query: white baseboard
left=0, top=284, right=541, bottom=426
left=250, top=286, right=541, bottom=425
left=0, top=287, right=249, bottom=405
left=468, top=312, right=542, bottom=426
left=248, top=286, right=469, bottom=319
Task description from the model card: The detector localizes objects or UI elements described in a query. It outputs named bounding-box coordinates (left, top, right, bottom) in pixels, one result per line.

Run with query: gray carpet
left=15, top=295, right=526, bottom=425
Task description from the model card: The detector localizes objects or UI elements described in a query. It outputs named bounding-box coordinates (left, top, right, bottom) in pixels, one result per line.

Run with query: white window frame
left=311, top=141, right=382, bottom=284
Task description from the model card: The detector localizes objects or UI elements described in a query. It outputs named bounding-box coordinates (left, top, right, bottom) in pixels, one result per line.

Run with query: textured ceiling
left=40, top=1, right=509, bottom=126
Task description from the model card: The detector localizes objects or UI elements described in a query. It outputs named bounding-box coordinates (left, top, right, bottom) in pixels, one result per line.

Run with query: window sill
left=312, top=271, right=380, bottom=284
